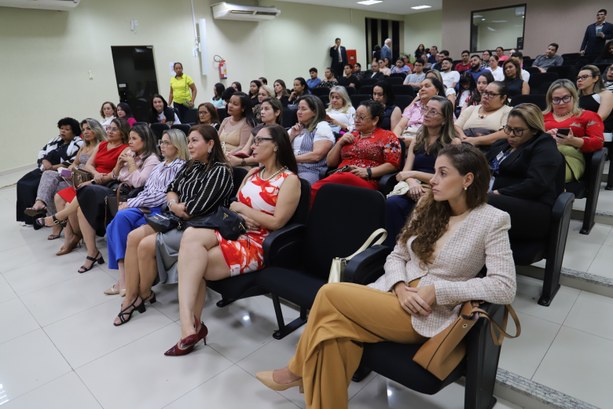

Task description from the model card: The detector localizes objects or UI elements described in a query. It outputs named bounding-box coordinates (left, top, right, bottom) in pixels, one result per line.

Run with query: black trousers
left=16, top=168, right=42, bottom=224
left=488, top=193, right=552, bottom=240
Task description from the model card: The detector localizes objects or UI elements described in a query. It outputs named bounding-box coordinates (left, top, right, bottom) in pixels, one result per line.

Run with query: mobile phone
left=232, top=152, right=250, bottom=159
left=59, top=168, right=72, bottom=178
left=557, top=128, right=570, bottom=137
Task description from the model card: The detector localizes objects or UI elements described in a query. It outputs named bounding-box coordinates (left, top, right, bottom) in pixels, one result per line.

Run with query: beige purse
left=328, top=228, right=387, bottom=283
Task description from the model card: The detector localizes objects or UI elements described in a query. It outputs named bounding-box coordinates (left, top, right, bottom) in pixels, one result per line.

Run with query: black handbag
left=186, top=207, right=247, bottom=240
left=145, top=212, right=181, bottom=233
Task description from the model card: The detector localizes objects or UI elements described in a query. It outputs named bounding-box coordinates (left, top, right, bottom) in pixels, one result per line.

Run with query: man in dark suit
left=362, top=60, right=385, bottom=83
left=580, top=9, right=613, bottom=61
left=330, top=38, right=348, bottom=78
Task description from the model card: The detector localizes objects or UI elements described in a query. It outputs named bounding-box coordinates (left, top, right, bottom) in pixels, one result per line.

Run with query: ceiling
left=277, top=0, right=442, bottom=16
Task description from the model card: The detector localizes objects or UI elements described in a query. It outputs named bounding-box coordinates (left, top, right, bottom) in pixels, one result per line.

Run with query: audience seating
left=311, top=87, right=330, bottom=97
left=171, top=123, right=191, bottom=135
left=150, top=123, right=169, bottom=142
left=525, top=66, right=541, bottom=76
left=561, top=53, right=586, bottom=67
left=387, top=76, right=404, bottom=85
left=565, top=149, right=607, bottom=235
left=256, top=184, right=388, bottom=339
left=509, top=94, right=547, bottom=110
left=358, top=85, right=374, bottom=95
left=350, top=94, right=371, bottom=109
left=546, top=65, right=578, bottom=82
left=523, top=56, right=534, bottom=68
left=395, top=95, right=414, bottom=111
left=392, top=84, right=416, bottom=96
left=528, top=72, right=559, bottom=94
left=207, top=178, right=311, bottom=306
left=183, top=108, right=198, bottom=124
left=216, top=108, right=227, bottom=123
left=281, top=107, right=298, bottom=128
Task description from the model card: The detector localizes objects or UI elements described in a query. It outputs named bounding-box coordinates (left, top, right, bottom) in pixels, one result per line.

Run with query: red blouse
left=543, top=110, right=604, bottom=153
left=339, top=128, right=402, bottom=170
left=94, top=141, right=129, bottom=173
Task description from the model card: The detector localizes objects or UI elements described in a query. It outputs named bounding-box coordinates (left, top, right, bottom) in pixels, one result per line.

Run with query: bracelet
left=111, top=172, right=118, bottom=180
left=366, top=167, right=373, bottom=179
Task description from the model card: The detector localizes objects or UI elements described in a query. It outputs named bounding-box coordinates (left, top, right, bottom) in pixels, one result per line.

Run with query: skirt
left=77, top=184, right=114, bottom=236
left=106, top=207, right=160, bottom=269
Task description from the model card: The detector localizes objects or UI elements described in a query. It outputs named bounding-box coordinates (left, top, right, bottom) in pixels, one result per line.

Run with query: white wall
left=403, top=10, right=442, bottom=57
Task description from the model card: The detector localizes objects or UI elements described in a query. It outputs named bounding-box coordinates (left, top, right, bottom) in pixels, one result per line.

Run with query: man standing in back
left=330, top=38, right=348, bottom=78
left=381, top=38, right=392, bottom=61
left=580, top=9, right=613, bottom=61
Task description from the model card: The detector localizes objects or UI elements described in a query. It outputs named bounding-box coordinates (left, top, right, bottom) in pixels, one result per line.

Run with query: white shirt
left=521, top=68, right=530, bottom=82
left=292, top=121, right=335, bottom=154
left=487, top=66, right=505, bottom=81
left=441, top=70, right=460, bottom=89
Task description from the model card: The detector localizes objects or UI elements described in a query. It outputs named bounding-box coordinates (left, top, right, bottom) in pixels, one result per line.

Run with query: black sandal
left=78, top=252, right=105, bottom=273
left=34, top=214, right=67, bottom=229
left=114, top=297, right=146, bottom=326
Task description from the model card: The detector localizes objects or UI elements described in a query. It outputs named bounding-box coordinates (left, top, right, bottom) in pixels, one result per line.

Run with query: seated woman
left=605, top=64, right=613, bottom=92
left=455, top=72, right=476, bottom=116
left=40, top=118, right=129, bottom=255
left=75, top=124, right=160, bottom=273
left=543, top=79, right=605, bottom=182
left=318, top=67, right=338, bottom=88
left=197, top=102, right=220, bottom=128
left=255, top=144, right=516, bottom=409
left=502, top=59, right=529, bottom=100
left=163, top=124, right=301, bottom=356
left=273, top=79, right=290, bottom=107
left=386, top=96, right=460, bottom=246
left=104, top=129, right=188, bottom=296
left=288, top=95, right=335, bottom=184
left=116, top=102, right=137, bottom=127
left=455, top=81, right=512, bottom=148
left=211, top=82, right=226, bottom=109
left=326, top=85, right=355, bottom=134
left=460, top=71, right=495, bottom=113
left=150, top=94, right=180, bottom=126
left=218, top=92, right=256, bottom=154
left=487, top=103, right=565, bottom=240
left=425, top=70, right=457, bottom=105
left=486, top=55, right=504, bottom=81
left=28, top=118, right=105, bottom=240
left=248, top=79, right=263, bottom=107
left=17, top=117, right=83, bottom=226
left=310, top=100, right=401, bottom=203
left=372, top=81, right=402, bottom=131
left=254, top=85, right=275, bottom=122
left=394, top=77, right=446, bottom=142
left=112, top=125, right=233, bottom=326
left=577, top=65, right=613, bottom=142
left=288, top=77, right=310, bottom=105
left=100, top=101, right=117, bottom=130
left=231, top=81, right=242, bottom=92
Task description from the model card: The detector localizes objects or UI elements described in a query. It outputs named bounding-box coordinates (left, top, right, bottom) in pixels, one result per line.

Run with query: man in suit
left=381, top=38, right=392, bottom=61
left=330, top=38, right=348, bottom=78
left=363, top=60, right=385, bottom=82
left=580, top=9, right=613, bottom=61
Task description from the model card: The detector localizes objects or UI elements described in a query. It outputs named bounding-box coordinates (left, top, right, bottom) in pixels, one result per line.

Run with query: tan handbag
left=413, top=301, right=521, bottom=380
left=72, top=169, right=93, bottom=188
left=328, top=228, right=387, bottom=283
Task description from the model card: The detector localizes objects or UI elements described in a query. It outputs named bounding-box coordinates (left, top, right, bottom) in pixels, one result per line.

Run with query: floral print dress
left=216, top=168, right=294, bottom=276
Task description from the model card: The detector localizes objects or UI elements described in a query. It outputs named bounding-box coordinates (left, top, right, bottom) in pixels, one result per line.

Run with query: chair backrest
left=395, top=95, right=415, bottom=111
left=303, top=184, right=386, bottom=278
left=509, top=94, right=547, bottom=110
left=282, top=107, right=298, bottom=128
left=387, top=76, right=404, bottom=85
left=546, top=65, right=578, bottom=82
left=528, top=72, right=559, bottom=92
left=183, top=108, right=198, bottom=124
left=150, top=123, right=169, bottom=142
left=171, top=123, right=191, bottom=136
left=231, top=166, right=248, bottom=198
left=392, top=84, right=416, bottom=96
left=312, top=87, right=330, bottom=96
left=217, top=108, right=227, bottom=123
left=351, top=94, right=371, bottom=109
left=358, top=85, right=374, bottom=95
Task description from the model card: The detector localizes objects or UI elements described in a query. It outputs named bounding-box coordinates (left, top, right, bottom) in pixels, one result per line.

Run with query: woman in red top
left=543, top=79, right=604, bottom=182
left=310, top=100, right=401, bottom=203
left=39, top=118, right=130, bottom=255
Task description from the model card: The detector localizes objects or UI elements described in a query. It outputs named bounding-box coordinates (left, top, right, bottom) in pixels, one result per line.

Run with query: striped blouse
left=127, top=158, right=185, bottom=208
left=166, top=161, right=234, bottom=217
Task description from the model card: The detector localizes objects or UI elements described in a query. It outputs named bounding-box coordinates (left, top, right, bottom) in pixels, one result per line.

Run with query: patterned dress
left=217, top=168, right=295, bottom=276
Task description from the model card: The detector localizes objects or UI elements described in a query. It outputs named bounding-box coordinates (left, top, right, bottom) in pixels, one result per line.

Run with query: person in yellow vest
left=169, top=62, right=197, bottom=123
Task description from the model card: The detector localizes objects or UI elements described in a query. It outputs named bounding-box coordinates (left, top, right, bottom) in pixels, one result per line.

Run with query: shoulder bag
left=185, top=207, right=247, bottom=241
left=72, top=169, right=93, bottom=188
left=328, top=228, right=387, bottom=283
left=413, top=301, right=521, bottom=380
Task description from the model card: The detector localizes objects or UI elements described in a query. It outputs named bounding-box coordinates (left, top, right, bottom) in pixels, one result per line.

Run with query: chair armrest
left=343, top=245, right=392, bottom=284
left=379, top=173, right=398, bottom=196
left=262, top=224, right=306, bottom=267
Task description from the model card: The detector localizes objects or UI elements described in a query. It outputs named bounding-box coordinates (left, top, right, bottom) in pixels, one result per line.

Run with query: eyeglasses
left=253, top=137, right=274, bottom=145
left=107, top=127, right=119, bottom=132
left=481, top=91, right=501, bottom=98
left=576, top=75, right=592, bottom=82
left=503, top=125, right=528, bottom=137
left=355, top=115, right=372, bottom=122
left=158, top=140, right=172, bottom=146
left=552, top=95, right=572, bottom=105
left=423, top=108, right=442, bottom=117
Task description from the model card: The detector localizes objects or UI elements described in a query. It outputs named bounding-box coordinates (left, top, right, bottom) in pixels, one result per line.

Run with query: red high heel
left=164, top=320, right=208, bottom=356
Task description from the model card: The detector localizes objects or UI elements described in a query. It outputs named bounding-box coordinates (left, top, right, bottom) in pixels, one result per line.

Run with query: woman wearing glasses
left=543, top=79, right=605, bottom=182
left=487, top=103, right=564, bottom=240
left=576, top=65, right=613, bottom=142
left=455, top=81, right=512, bottom=147
left=163, top=124, right=301, bottom=356
left=103, top=129, right=188, bottom=296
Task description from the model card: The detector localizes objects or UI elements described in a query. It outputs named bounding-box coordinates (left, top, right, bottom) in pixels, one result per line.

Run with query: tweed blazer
left=368, top=204, right=516, bottom=337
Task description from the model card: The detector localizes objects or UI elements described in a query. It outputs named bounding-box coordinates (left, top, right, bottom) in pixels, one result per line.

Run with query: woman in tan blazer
left=256, top=143, right=516, bottom=409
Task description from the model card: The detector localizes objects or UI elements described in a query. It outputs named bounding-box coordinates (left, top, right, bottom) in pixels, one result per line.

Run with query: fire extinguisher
left=214, top=55, right=228, bottom=80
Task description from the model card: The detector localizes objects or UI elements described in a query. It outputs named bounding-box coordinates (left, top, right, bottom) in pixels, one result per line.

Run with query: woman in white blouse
left=325, top=85, right=355, bottom=133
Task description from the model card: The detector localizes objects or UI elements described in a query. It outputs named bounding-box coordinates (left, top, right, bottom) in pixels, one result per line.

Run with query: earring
left=464, top=186, right=468, bottom=191
left=274, top=147, right=278, bottom=152
left=208, top=149, right=212, bottom=154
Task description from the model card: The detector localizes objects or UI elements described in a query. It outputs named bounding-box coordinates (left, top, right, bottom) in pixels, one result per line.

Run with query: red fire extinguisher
left=215, top=55, right=228, bottom=80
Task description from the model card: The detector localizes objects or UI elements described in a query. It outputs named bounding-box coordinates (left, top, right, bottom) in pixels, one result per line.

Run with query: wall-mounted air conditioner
left=212, top=2, right=280, bottom=22
left=0, top=0, right=80, bottom=11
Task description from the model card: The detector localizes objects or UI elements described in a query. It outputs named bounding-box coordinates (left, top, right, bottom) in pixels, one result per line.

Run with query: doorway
left=111, top=46, right=159, bottom=122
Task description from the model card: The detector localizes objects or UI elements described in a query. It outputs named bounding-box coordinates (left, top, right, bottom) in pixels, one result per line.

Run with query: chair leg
left=539, top=257, right=561, bottom=306
left=351, top=355, right=372, bottom=382
left=271, top=295, right=308, bottom=340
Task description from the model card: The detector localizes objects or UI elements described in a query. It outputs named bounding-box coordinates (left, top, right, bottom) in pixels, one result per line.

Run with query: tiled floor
left=1, top=170, right=612, bottom=408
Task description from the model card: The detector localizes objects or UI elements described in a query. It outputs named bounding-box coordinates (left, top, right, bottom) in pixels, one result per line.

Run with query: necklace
left=553, top=112, right=573, bottom=121
left=260, top=166, right=287, bottom=181
left=477, top=107, right=491, bottom=119
left=359, top=131, right=374, bottom=138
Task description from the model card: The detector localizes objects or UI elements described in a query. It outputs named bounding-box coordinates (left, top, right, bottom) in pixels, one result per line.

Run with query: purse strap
left=345, top=228, right=388, bottom=261
left=471, top=304, right=521, bottom=346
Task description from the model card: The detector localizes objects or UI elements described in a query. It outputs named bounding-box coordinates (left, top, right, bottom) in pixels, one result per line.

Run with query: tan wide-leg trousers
left=287, top=282, right=426, bottom=409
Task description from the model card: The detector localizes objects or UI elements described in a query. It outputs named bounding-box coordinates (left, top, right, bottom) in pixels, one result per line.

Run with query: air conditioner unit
left=211, top=2, right=280, bottom=22
left=0, top=0, right=80, bottom=11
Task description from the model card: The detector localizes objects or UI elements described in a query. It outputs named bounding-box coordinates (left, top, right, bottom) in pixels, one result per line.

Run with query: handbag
left=72, top=169, right=93, bottom=188
left=186, top=207, right=247, bottom=240
left=413, top=301, right=521, bottom=380
left=145, top=212, right=181, bottom=233
left=328, top=228, right=387, bottom=283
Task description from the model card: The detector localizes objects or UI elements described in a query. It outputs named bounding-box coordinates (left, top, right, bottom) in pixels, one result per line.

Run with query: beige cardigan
left=368, top=204, right=516, bottom=338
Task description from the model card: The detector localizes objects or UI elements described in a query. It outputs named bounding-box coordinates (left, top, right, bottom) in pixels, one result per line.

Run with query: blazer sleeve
left=369, top=241, right=411, bottom=292
left=434, top=211, right=516, bottom=306
left=580, top=26, right=590, bottom=51
left=119, top=154, right=161, bottom=188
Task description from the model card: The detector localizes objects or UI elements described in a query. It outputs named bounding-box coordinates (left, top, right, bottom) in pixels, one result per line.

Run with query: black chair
left=257, top=184, right=389, bottom=339
left=387, top=76, right=404, bottom=85
left=281, top=107, right=298, bottom=128
left=183, top=108, right=198, bottom=124
left=311, top=87, right=330, bottom=97
left=509, top=94, right=547, bottom=110
left=378, top=140, right=407, bottom=195
left=207, top=178, right=311, bottom=306
left=150, top=123, right=169, bottom=143
left=508, top=192, right=574, bottom=306
left=565, top=149, right=607, bottom=234
left=358, top=85, right=374, bottom=95
left=528, top=72, right=559, bottom=94
left=547, top=65, right=578, bottom=82
left=357, top=301, right=506, bottom=409
left=350, top=94, right=371, bottom=109
left=523, top=56, right=534, bottom=68
left=216, top=108, right=227, bottom=123
left=395, top=95, right=414, bottom=111
left=392, top=84, right=416, bottom=96
left=318, top=95, right=330, bottom=107
left=230, top=167, right=248, bottom=198
left=171, top=123, right=191, bottom=136
left=525, top=66, right=541, bottom=76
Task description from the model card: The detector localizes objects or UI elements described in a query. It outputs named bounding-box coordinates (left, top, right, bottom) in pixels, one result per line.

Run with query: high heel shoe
left=34, top=214, right=67, bottom=229
left=164, top=323, right=208, bottom=357
left=255, top=370, right=304, bottom=392
left=144, top=291, right=156, bottom=304
left=24, top=207, right=47, bottom=218
left=78, top=252, right=105, bottom=273
left=56, top=234, right=82, bottom=256
left=113, top=297, right=146, bottom=326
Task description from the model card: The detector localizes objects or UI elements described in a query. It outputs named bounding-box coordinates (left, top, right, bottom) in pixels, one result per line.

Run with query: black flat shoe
left=78, top=252, right=105, bottom=273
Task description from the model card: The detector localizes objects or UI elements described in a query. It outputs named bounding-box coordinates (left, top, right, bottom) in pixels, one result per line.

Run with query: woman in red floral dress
left=164, top=124, right=302, bottom=356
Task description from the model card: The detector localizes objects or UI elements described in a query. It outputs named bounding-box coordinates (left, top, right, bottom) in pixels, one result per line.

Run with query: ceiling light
left=411, top=5, right=432, bottom=10
left=357, top=0, right=382, bottom=5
